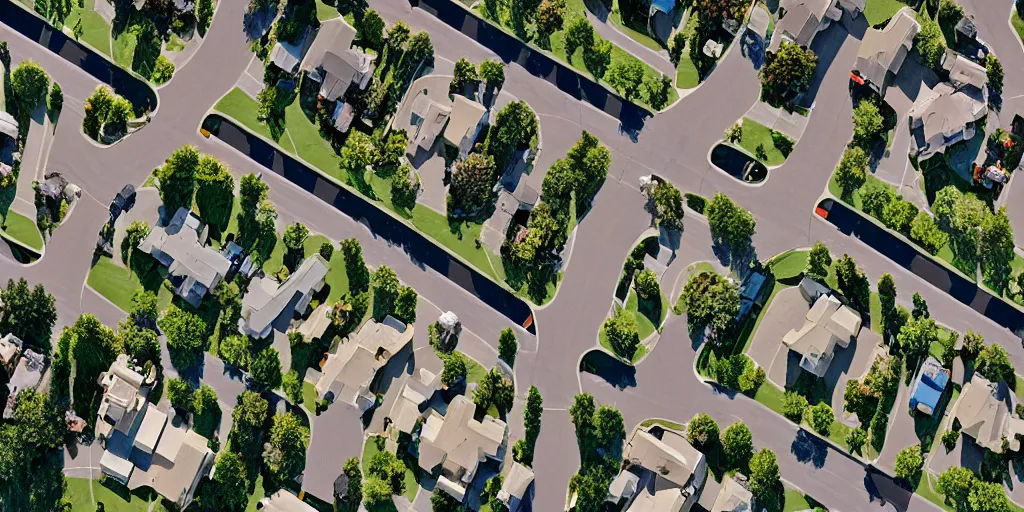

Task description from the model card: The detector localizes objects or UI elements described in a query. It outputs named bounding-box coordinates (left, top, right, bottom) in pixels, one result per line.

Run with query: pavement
left=6, top=0, right=1024, bottom=510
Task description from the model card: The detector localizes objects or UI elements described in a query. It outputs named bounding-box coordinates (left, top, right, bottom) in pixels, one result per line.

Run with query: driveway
left=302, top=401, right=364, bottom=501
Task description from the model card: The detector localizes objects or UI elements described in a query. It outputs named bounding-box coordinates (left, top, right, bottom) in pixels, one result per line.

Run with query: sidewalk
left=744, top=100, right=811, bottom=141
left=12, top=103, right=53, bottom=219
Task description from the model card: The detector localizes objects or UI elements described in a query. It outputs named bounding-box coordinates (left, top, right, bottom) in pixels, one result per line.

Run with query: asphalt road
left=4, top=0, right=1024, bottom=510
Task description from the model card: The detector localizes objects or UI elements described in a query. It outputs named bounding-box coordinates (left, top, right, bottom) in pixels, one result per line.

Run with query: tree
left=861, top=179, right=897, bottom=219
left=367, top=449, right=406, bottom=496
left=473, top=368, right=515, bottom=414
left=196, top=0, right=213, bottom=34
left=167, top=378, right=194, bottom=411
left=910, top=212, right=948, bottom=254
left=651, top=181, right=684, bottom=230
left=479, top=59, right=505, bottom=90
left=219, top=334, right=251, bottom=369
left=705, top=193, right=755, bottom=250
left=681, top=270, right=740, bottom=337
left=0, top=278, right=57, bottom=349
left=782, top=392, right=808, bottom=422
left=160, top=305, right=208, bottom=368
left=938, top=466, right=975, bottom=510
left=877, top=273, right=897, bottom=321
left=564, top=17, right=594, bottom=59
left=894, top=445, right=923, bottom=481
left=340, top=131, right=375, bottom=187
left=808, top=402, right=834, bottom=435
left=760, top=41, right=817, bottom=99
left=805, top=242, right=832, bottom=283
left=686, top=413, right=719, bottom=449
left=834, top=254, right=870, bottom=312
left=448, top=152, right=498, bottom=217
left=386, top=21, right=411, bottom=52
left=645, top=74, right=673, bottom=110
left=440, top=352, right=468, bottom=386
left=569, top=393, right=596, bottom=442
left=524, top=385, right=543, bottom=457
left=634, top=269, right=660, bottom=301
left=10, top=60, right=50, bottom=111
left=158, top=145, right=200, bottom=212
left=969, top=481, right=1012, bottom=512
left=430, top=489, right=462, bottom=511
left=535, top=0, right=565, bottom=42
left=282, top=222, right=309, bottom=253
left=405, top=31, right=434, bottom=67
left=961, top=330, right=985, bottom=359
left=911, top=292, right=929, bottom=319
left=372, top=265, right=401, bottom=319
left=119, top=321, right=160, bottom=368
left=603, top=313, right=640, bottom=361
left=483, top=100, right=538, bottom=173
left=198, top=451, right=249, bottom=511
left=834, top=146, right=868, bottom=198
left=195, top=155, right=235, bottom=231
left=695, top=0, right=748, bottom=21
left=980, top=207, right=1015, bottom=293
left=882, top=198, right=918, bottom=235
left=452, top=57, right=479, bottom=92
left=250, top=347, right=283, bottom=389
left=748, top=448, right=781, bottom=509
left=240, top=172, right=269, bottom=213
left=986, top=53, right=1004, bottom=94
left=593, top=405, right=625, bottom=450
left=48, top=81, right=63, bottom=117
left=482, top=474, right=506, bottom=512
left=319, top=241, right=334, bottom=262
left=498, top=328, right=518, bottom=367
left=394, top=286, right=418, bottom=324
left=231, top=391, right=269, bottom=455
left=606, top=58, right=644, bottom=99
left=375, top=131, right=408, bottom=179
left=843, top=379, right=877, bottom=420
left=356, top=9, right=385, bottom=49
left=264, top=413, right=310, bottom=484
left=342, top=238, right=371, bottom=293
left=721, top=421, right=753, bottom=468
left=852, top=100, right=884, bottom=148
left=846, top=428, right=867, bottom=453
left=976, top=343, right=1015, bottom=384
left=282, top=370, right=302, bottom=404
left=363, top=476, right=392, bottom=507
left=897, top=316, right=938, bottom=360
left=915, top=17, right=946, bottom=69
left=123, top=220, right=151, bottom=263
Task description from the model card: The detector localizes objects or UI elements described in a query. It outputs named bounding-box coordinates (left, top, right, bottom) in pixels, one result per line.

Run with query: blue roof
left=909, top=361, right=950, bottom=413
left=650, top=0, right=674, bottom=14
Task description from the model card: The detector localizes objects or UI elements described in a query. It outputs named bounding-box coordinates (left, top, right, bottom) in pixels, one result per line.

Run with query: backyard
left=65, top=477, right=172, bottom=512
left=863, top=0, right=907, bottom=26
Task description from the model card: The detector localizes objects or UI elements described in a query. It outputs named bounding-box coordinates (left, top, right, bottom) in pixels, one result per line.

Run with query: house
left=769, top=0, right=864, bottom=53
left=295, top=303, right=333, bottom=342
left=417, top=395, right=507, bottom=502
left=314, top=315, right=414, bottom=411
left=709, top=475, right=753, bottom=512
left=908, top=81, right=988, bottom=159
left=387, top=368, right=441, bottom=435
left=96, top=355, right=215, bottom=509
left=941, top=49, right=988, bottom=92
left=308, top=50, right=375, bottom=102
left=239, top=254, right=329, bottom=338
left=138, top=207, right=231, bottom=308
left=950, top=374, right=1024, bottom=453
left=258, top=490, right=318, bottom=512
left=497, top=462, right=535, bottom=512
left=299, top=17, right=357, bottom=76
left=408, top=95, right=452, bottom=153
left=443, top=95, right=489, bottom=159
left=782, top=293, right=862, bottom=377
left=270, top=29, right=315, bottom=74
left=481, top=183, right=539, bottom=251
left=852, top=7, right=920, bottom=95
left=605, top=425, right=707, bottom=512
left=908, top=356, right=950, bottom=415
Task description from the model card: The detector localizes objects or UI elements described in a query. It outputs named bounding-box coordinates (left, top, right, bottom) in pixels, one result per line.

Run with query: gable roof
left=954, top=374, right=1024, bottom=453
left=240, top=254, right=329, bottom=337
left=315, top=315, right=413, bottom=408
left=138, top=207, right=230, bottom=290
left=771, top=0, right=836, bottom=51
left=317, top=50, right=375, bottom=101
left=418, top=395, right=506, bottom=476
left=909, top=82, right=987, bottom=144
left=854, top=7, right=920, bottom=91
left=941, top=49, right=988, bottom=90
left=410, top=95, right=453, bottom=151
left=782, top=294, right=861, bottom=370
left=711, top=476, right=753, bottom=512
left=442, top=95, right=487, bottom=148
left=299, top=17, right=357, bottom=73
left=624, top=427, right=703, bottom=489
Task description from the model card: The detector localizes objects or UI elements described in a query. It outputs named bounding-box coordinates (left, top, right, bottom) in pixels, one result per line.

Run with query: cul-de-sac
left=2, top=0, right=1024, bottom=510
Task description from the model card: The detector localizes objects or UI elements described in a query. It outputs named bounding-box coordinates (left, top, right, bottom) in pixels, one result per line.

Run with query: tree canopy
left=706, top=193, right=756, bottom=250
left=263, top=413, right=310, bottom=484
left=760, top=41, right=817, bottom=100
left=0, top=278, right=57, bottom=350
left=681, top=270, right=740, bottom=338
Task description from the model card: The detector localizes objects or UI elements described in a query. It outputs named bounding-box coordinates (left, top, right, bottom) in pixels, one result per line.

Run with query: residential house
left=407, top=94, right=453, bottom=154
left=605, top=425, right=707, bottom=512
left=908, top=81, right=988, bottom=159
left=908, top=356, right=950, bottom=415
left=314, top=315, right=414, bottom=411
left=417, top=395, right=507, bottom=502
left=782, top=293, right=862, bottom=377
left=443, top=95, right=489, bottom=159
left=950, top=374, right=1024, bottom=453
left=138, top=207, right=231, bottom=308
left=941, top=48, right=988, bottom=93
left=295, top=303, right=333, bottom=342
left=769, top=0, right=864, bottom=53
left=297, top=20, right=373, bottom=133
left=96, top=355, right=215, bottom=509
left=2, top=334, right=45, bottom=419
left=481, top=184, right=539, bottom=251
left=270, top=29, right=315, bottom=75
left=497, top=462, right=535, bottom=512
left=852, top=6, right=920, bottom=95
left=258, top=490, right=318, bottom=512
left=239, top=254, right=329, bottom=338
left=299, top=17, right=357, bottom=75
left=709, top=475, right=752, bottom=512
left=387, top=368, right=442, bottom=435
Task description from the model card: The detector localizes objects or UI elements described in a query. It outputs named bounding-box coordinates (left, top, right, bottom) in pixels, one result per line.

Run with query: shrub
left=941, top=429, right=958, bottom=450
left=986, top=54, right=1003, bottom=94
left=686, top=413, right=719, bottom=449
left=894, top=445, right=923, bottom=480
left=808, top=402, right=834, bottom=435
left=782, top=392, right=808, bottom=422
left=772, top=131, right=794, bottom=156
left=634, top=269, right=660, bottom=301
left=738, top=364, right=765, bottom=393
left=152, top=56, right=175, bottom=85
left=684, top=193, right=706, bottom=214
left=846, top=428, right=867, bottom=453
left=48, top=82, right=63, bottom=116
left=670, top=32, right=687, bottom=64
left=319, top=241, right=333, bottom=261
left=914, top=17, right=945, bottom=69
left=852, top=99, right=884, bottom=148
left=910, top=212, right=948, bottom=254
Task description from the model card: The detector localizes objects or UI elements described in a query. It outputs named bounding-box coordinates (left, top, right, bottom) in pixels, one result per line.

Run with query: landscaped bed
left=0, top=210, right=44, bottom=251
left=362, top=436, right=420, bottom=502
left=736, top=118, right=792, bottom=166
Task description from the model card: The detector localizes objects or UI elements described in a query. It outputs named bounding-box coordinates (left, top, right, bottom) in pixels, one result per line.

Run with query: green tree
left=915, top=17, right=946, bottom=68
left=282, top=222, right=309, bottom=253
left=198, top=451, right=248, bottom=511
left=160, top=305, right=208, bottom=368
left=282, top=370, right=302, bottom=403
left=852, top=100, right=884, bottom=148
left=167, top=378, right=194, bottom=411
left=341, top=457, right=363, bottom=510
left=158, top=145, right=200, bottom=212
left=748, top=448, right=781, bottom=510
left=231, top=391, right=269, bottom=456
left=645, top=74, right=673, bottom=110
left=375, top=130, right=408, bottom=179
left=479, top=59, right=505, bottom=89
left=342, top=238, right=371, bottom=293
left=564, top=17, right=594, bottom=59
left=681, top=270, right=740, bottom=338
left=372, top=265, right=401, bottom=319
left=894, top=445, right=923, bottom=481
left=651, top=181, right=684, bottom=230
left=240, top=172, right=269, bottom=213
left=264, top=413, right=310, bottom=484
left=808, top=402, right=834, bottom=435
left=782, top=391, right=808, bottom=422
left=877, top=273, right=896, bottom=317
left=440, top=352, right=468, bottom=386
left=834, top=254, right=870, bottom=312
left=606, top=58, right=644, bottom=99
left=686, top=413, right=719, bottom=449
left=975, top=343, right=1015, bottom=384
left=10, top=60, right=50, bottom=111
left=219, top=334, right=251, bottom=369
left=394, top=286, right=418, bottom=324
left=48, top=81, right=63, bottom=118
left=938, top=466, right=975, bottom=510
left=760, top=41, right=817, bottom=99
left=474, top=368, right=515, bottom=414
left=367, top=449, right=406, bottom=496
left=603, top=312, right=640, bottom=361
left=695, top=0, right=748, bottom=20
left=195, top=154, right=234, bottom=232
left=805, top=241, right=832, bottom=283
left=721, top=421, right=753, bottom=468
left=430, top=489, right=462, bottom=511
left=389, top=168, right=416, bottom=215
left=834, top=147, right=868, bottom=198
left=634, top=269, right=660, bottom=301
left=0, top=278, right=57, bottom=349
left=909, top=212, right=948, bottom=254
left=569, top=393, right=596, bottom=443
left=535, top=0, right=566, bottom=42
left=969, top=481, right=1012, bottom=512
left=118, top=321, right=160, bottom=368
left=498, top=328, right=518, bottom=367
left=250, top=347, right=283, bottom=389
left=196, top=0, right=214, bottom=34
left=593, top=405, right=625, bottom=450
left=897, top=316, right=938, bottom=360
left=986, top=54, right=1004, bottom=94
left=861, top=178, right=897, bottom=220
left=980, top=207, right=1015, bottom=293
left=357, top=9, right=385, bottom=49
left=911, top=292, right=929, bottom=319
left=846, top=428, right=867, bottom=454
left=363, top=476, right=392, bottom=507
left=451, top=57, right=480, bottom=92
left=706, top=193, right=756, bottom=250
left=962, top=330, right=985, bottom=359
left=523, top=385, right=543, bottom=460
left=882, top=198, right=918, bottom=234
left=448, top=152, right=498, bottom=218
left=483, top=100, right=538, bottom=174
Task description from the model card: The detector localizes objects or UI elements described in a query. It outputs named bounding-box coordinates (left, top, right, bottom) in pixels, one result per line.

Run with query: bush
left=151, top=56, right=175, bottom=85
left=686, top=413, right=719, bottom=449
left=986, top=54, right=1003, bottom=94
left=941, top=429, right=958, bottom=450
left=48, top=82, right=63, bottom=116
left=319, top=242, right=333, bottom=261
left=11, top=60, right=50, bottom=111
left=846, top=428, right=867, bottom=453
left=808, top=402, right=834, bottom=435
left=167, top=378, right=193, bottom=411
left=685, top=193, right=706, bottom=214
left=603, top=313, right=640, bottom=361
left=772, top=131, right=794, bottom=156
left=914, top=17, right=945, bottom=69
left=669, top=32, right=687, bottom=64
left=738, top=364, right=765, bottom=393
left=634, top=269, right=660, bottom=301
left=782, top=392, right=808, bottom=422
left=910, top=212, right=948, bottom=254
left=852, top=99, right=884, bottom=148
left=894, top=445, right=923, bottom=480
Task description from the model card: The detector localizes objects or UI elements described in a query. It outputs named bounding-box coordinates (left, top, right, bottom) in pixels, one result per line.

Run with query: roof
left=782, top=294, right=861, bottom=375
left=134, top=404, right=168, bottom=454
left=97, top=354, right=149, bottom=435
left=389, top=368, right=441, bottom=433
left=259, top=490, right=319, bottom=512
left=909, top=82, right=987, bottom=146
left=296, top=303, right=332, bottom=341
left=418, top=395, right=506, bottom=476
left=954, top=374, right=1024, bottom=453
left=0, top=333, right=22, bottom=366
left=854, top=7, right=920, bottom=91
left=240, top=254, right=329, bottom=337
left=711, top=476, right=752, bottom=512
left=270, top=30, right=313, bottom=73
left=100, top=449, right=135, bottom=482
left=624, top=427, right=703, bottom=489
left=770, top=0, right=838, bottom=51
left=909, top=356, right=949, bottom=415
left=317, top=50, right=374, bottom=101
left=942, top=49, right=988, bottom=90
left=130, top=429, right=214, bottom=507
left=648, top=0, right=674, bottom=14
left=315, top=315, right=414, bottom=407
left=0, top=111, right=18, bottom=139
left=410, top=95, right=452, bottom=151
left=626, top=487, right=687, bottom=512
left=442, top=95, right=487, bottom=149
left=299, top=17, right=357, bottom=73
left=499, top=462, right=535, bottom=502
left=138, top=207, right=230, bottom=290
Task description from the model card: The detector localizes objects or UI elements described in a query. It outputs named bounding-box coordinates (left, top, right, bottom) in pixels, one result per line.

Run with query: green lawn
left=112, top=26, right=139, bottom=70
left=624, top=290, right=668, bottom=338
left=245, top=475, right=267, bottom=512
left=302, top=381, right=318, bottom=414
left=64, top=0, right=112, bottom=57
left=769, top=249, right=809, bottom=280
left=316, top=0, right=340, bottom=20
left=264, top=234, right=331, bottom=276
left=1013, top=10, right=1024, bottom=44
left=598, top=312, right=650, bottom=364
left=639, top=418, right=684, bottom=430
left=362, top=437, right=419, bottom=502
left=676, top=54, right=700, bottom=89
left=86, top=255, right=174, bottom=312
left=674, top=262, right=716, bottom=313
left=864, top=0, right=907, bottom=26
left=66, top=477, right=171, bottom=512
left=783, top=489, right=822, bottom=512
left=738, top=118, right=789, bottom=166
left=461, top=351, right=488, bottom=385
left=1, top=210, right=43, bottom=251
left=214, top=88, right=287, bottom=149
left=608, top=0, right=665, bottom=51
left=915, top=472, right=954, bottom=512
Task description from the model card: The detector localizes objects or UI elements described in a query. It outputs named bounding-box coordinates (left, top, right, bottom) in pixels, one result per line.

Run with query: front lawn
left=315, top=0, right=340, bottom=20
left=675, top=55, right=700, bottom=89
left=608, top=0, right=665, bottom=51
left=64, top=0, right=112, bottom=57
left=598, top=313, right=650, bottom=364
left=302, top=381, right=318, bottom=414
left=864, top=0, right=907, bottom=26
left=1, top=210, right=44, bottom=251
left=769, top=249, right=809, bottom=280
left=87, top=255, right=173, bottom=312
left=66, top=477, right=171, bottom=512
left=738, top=118, right=790, bottom=166
left=362, top=437, right=419, bottom=502
left=1012, top=10, right=1024, bottom=44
